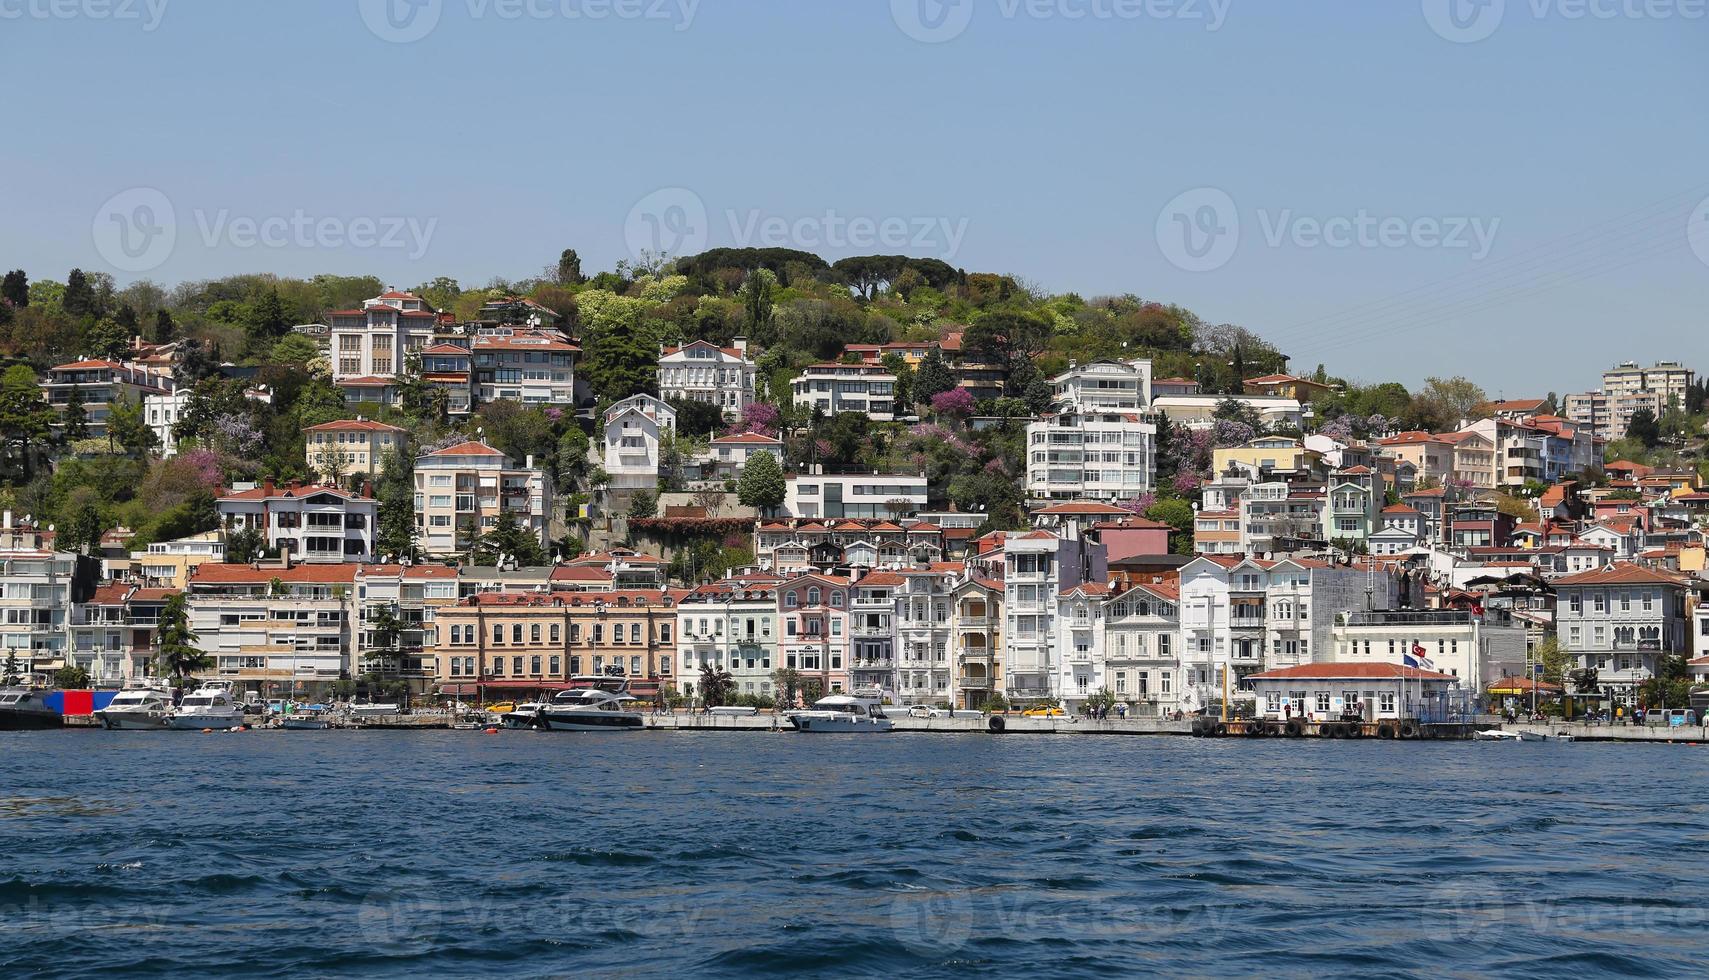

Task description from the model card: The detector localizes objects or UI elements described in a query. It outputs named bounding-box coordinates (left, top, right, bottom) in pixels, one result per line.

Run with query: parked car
left=906, top=705, right=948, bottom=719
left=1022, top=706, right=1066, bottom=717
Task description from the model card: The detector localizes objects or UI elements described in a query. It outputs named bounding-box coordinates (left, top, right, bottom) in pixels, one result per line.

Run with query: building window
left=492, top=624, right=503, bottom=644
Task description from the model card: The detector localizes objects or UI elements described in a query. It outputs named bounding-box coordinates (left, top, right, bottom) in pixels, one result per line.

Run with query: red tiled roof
left=304, top=419, right=406, bottom=433
left=427, top=441, right=506, bottom=457
left=1034, top=502, right=1131, bottom=516
left=1249, top=663, right=1458, bottom=682
left=856, top=572, right=906, bottom=587
left=420, top=343, right=470, bottom=355
left=219, top=483, right=362, bottom=502
left=1382, top=504, right=1420, bottom=514
left=189, top=563, right=358, bottom=585
left=710, top=433, right=783, bottom=445
left=1552, top=564, right=1683, bottom=587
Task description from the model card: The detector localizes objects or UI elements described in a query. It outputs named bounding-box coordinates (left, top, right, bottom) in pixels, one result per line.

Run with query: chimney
left=734, top=336, right=748, bottom=357
left=262, top=478, right=275, bottom=498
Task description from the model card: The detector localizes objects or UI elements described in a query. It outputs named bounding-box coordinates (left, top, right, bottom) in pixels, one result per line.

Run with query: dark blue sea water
left=2, top=731, right=1706, bottom=978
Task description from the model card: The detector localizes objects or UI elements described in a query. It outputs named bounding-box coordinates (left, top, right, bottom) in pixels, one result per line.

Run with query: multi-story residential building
left=1101, top=581, right=1181, bottom=716
left=1267, top=557, right=1393, bottom=668
left=603, top=395, right=677, bottom=492
left=1563, top=391, right=1611, bottom=443
left=782, top=472, right=927, bottom=520
left=892, top=564, right=961, bottom=706
left=755, top=517, right=946, bottom=574
left=1001, top=530, right=1108, bottom=705
left=1056, top=582, right=1112, bottom=711
left=1323, top=467, right=1385, bottom=547
left=1243, top=373, right=1337, bottom=403
left=1025, top=409, right=1156, bottom=501
left=41, top=359, right=174, bottom=439
left=1049, top=358, right=1153, bottom=412
left=184, top=562, right=356, bottom=699
left=776, top=573, right=852, bottom=696
left=850, top=571, right=901, bottom=698
left=304, top=418, right=407, bottom=487
left=1553, top=564, right=1687, bottom=708
left=352, top=564, right=460, bottom=692
left=417, top=343, right=475, bottom=415
left=1369, top=505, right=1424, bottom=555
left=1193, top=508, right=1243, bottom=555
left=477, top=295, right=565, bottom=329
left=1179, top=556, right=1270, bottom=709
left=790, top=363, right=898, bottom=421
left=659, top=339, right=757, bottom=420
left=1377, top=431, right=1455, bottom=485
left=0, top=517, right=95, bottom=683
left=1401, top=486, right=1458, bottom=545
left=414, top=441, right=553, bottom=557
left=472, top=330, right=579, bottom=406
left=129, top=531, right=225, bottom=589
left=1438, top=430, right=1498, bottom=489
left=217, top=481, right=379, bottom=563
left=434, top=590, right=681, bottom=703
left=704, top=433, right=784, bottom=481
left=329, top=290, right=442, bottom=385
left=951, top=576, right=1002, bottom=711
left=1214, top=437, right=1321, bottom=480
left=675, top=572, right=780, bottom=703
left=144, top=387, right=193, bottom=457
left=68, top=584, right=171, bottom=684
left=1330, top=608, right=1528, bottom=688
left=1450, top=500, right=1516, bottom=550
left=938, top=330, right=1007, bottom=402
left=1150, top=394, right=1302, bottom=431
left=1603, top=360, right=1694, bottom=414
left=1239, top=483, right=1326, bottom=555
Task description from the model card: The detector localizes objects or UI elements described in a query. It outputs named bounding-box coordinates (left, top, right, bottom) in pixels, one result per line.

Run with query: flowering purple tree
left=176, top=449, right=225, bottom=492
left=212, top=413, right=263, bottom=456
left=1210, top=419, right=1255, bottom=449
left=727, top=402, right=782, bottom=439
left=930, top=388, right=976, bottom=419
left=1119, top=493, right=1157, bottom=515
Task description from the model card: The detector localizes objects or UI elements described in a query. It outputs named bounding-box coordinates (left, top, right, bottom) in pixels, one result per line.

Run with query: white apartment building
left=1151, top=394, right=1303, bottom=431
left=1239, top=483, right=1326, bottom=555
left=42, top=359, right=174, bottom=439
left=217, top=481, right=379, bottom=563
left=353, top=563, right=461, bottom=691
left=69, top=584, right=172, bottom=685
left=472, top=330, right=579, bottom=406
left=603, top=395, right=677, bottom=492
left=1026, top=409, right=1156, bottom=501
left=849, top=571, right=901, bottom=698
left=329, top=290, right=442, bottom=383
left=893, top=565, right=960, bottom=705
left=659, top=340, right=757, bottom=420
left=1330, top=608, right=1528, bottom=689
left=1001, top=530, right=1107, bottom=704
left=705, top=433, right=784, bottom=481
left=184, top=562, right=356, bottom=699
left=144, top=388, right=193, bottom=457
left=1102, top=582, right=1182, bottom=716
left=783, top=472, right=927, bottom=520
left=675, top=573, right=782, bottom=701
left=790, top=363, right=898, bottom=421
left=1056, top=582, right=1113, bottom=711
left=1049, top=358, right=1153, bottom=412
left=414, top=441, right=553, bottom=557
left=0, top=518, right=84, bottom=681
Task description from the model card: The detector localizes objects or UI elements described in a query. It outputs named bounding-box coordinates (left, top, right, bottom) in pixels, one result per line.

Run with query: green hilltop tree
left=737, top=450, right=786, bottom=515
left=63, top=389, right=89, bottom=441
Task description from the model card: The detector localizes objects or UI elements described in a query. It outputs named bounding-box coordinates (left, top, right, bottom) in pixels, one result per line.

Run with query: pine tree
left=0, top=270, right=27, bottom=310
left=155, top=593, right=211, bottom=686
left=63, top=268, right=95, bottom=318
left=152, top=309, right=177, bottom=344
left=63, top=389, right=89, bottom=441
left=913, top=348, right=957, bottom=404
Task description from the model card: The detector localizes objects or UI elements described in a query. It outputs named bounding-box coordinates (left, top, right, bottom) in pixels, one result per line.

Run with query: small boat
left=168, top=681, right=246, bottom=730
left=94, top=682, right=174, bottom=731
left=0, top=688, right=63, bottom=730
left=347, top=702, right=401, bottom=720
left=786, top=695, right=893, bottom=733
left=279, top=706, right=332, bottom=730
left=497, top=702, right=546, bottom=730
left=1474, top=729, right=1545, bottom=742
left=535, top=688, right=645, bottom=731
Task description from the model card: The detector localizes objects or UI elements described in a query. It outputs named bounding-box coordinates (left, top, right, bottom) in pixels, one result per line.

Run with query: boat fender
left=1285, top=718, right=1306, bottom=737
left=1400, top=721, right=1420, bottom=739
left=1377, top=722, right=1398, bottom=740
left=483, top=727, right=499, bottom=735
left=1213, top=722, right=1228, bottom=737
left=201, top=728, right=213, bottom=734
left=988, top=715, right=1006, bottom=734
left=1346, top=725, right=1363, bottom=739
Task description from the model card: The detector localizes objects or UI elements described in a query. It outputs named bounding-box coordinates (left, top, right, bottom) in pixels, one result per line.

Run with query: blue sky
left=2, top=0, right=1705, bottom=395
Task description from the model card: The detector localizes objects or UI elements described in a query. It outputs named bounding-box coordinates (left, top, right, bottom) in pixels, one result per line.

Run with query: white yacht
left=168, top=681, right=246, bottom=730
left=347, top=702, right=401, bottom=720
left=95, top=682, right=174, bottom=730
left=1474, top=729, right=1545, bottom=742
left=786, top=695, right=893, bottom=733
left=497, top=702, right=548, bottom=730
left=536, top=688, right=645, bottom=731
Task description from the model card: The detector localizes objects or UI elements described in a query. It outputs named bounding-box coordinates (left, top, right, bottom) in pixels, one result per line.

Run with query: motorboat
left=497, top=702, right=547, bottom=730
left=1474, top=729, right=1545, bottom=742
left=168, top=681, right=246, bottom=730
left=94, top=682, right=174, bottom=730
left=279, top=705, right=333, bottom=730
left=786, top=695, right=893, bottom=733
left=347, top=702, right=401, bottom=720
left=535, top=688, right=645, bottom=731
left=0, top=688, right=62, bottom=730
